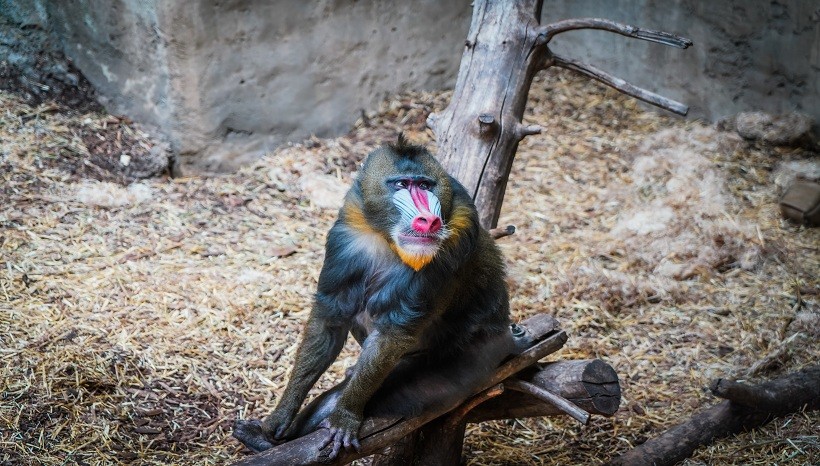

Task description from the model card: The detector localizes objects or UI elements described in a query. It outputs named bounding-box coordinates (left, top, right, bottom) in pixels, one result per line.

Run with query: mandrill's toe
left=233, top=419, right=276, bottom=453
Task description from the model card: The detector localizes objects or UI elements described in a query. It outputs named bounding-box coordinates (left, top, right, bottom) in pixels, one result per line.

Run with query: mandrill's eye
left=418, top=181, right=430, bottom=191
left=394, top=180, right=408, bottom=190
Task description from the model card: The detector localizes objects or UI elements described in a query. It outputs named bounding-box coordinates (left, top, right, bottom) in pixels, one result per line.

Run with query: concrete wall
left=45, top=0, right=472, bottom=172
left=2, top=1, right=817, bottom=170
left=542, top=1, right=819, bottom=130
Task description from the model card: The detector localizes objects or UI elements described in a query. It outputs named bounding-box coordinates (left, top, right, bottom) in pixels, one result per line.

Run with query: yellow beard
left=392, top=245, right=435, bottom=271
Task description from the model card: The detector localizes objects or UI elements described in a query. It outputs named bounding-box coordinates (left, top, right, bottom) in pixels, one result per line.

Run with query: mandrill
left=234, top=136, right=516, bottom=459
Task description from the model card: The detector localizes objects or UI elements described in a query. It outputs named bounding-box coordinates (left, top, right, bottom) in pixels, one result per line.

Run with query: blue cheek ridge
left=393, top=189, right=419, bottom=222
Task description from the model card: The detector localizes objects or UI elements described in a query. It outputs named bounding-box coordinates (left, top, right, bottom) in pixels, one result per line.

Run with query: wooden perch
left=607, top=365, right=820, bottom=466
left=372, top=359, right=620, bottom=465
left=431, top=0, right=692, bottom=228
left=233, top=315, right=622, bottom=465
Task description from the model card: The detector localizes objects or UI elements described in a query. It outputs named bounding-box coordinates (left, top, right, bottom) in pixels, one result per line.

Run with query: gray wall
left=542, top=1, right=819, bottom=129
left=44, top=0, right=472, bottom=171
left=2, top=1, right=817, bottom=170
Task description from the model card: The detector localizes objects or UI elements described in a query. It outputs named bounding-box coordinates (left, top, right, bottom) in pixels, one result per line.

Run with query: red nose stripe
left=409, top=185, right=431, bottom=212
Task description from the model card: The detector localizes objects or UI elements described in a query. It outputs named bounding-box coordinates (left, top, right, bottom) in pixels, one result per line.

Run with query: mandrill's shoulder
left=325, top=201, right=393, bottom=261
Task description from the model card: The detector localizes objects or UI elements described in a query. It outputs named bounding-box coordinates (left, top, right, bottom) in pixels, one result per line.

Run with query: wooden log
left=232, top=328, right=623, bottom=466
left=607, top=365, right=820, bottom=466
left=388, top=360, right=620, bottom=466
left=468, top=360, right=621, bottom=423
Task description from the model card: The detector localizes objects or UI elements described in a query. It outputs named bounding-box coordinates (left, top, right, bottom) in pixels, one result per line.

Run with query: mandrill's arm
left=320, top=325, right=419, bottom=457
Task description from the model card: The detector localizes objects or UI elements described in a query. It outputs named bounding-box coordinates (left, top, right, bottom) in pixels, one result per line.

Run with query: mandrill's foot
left=318, top=407, right=362, bottom=460
left=261, top=407, right=297, bottom=440
left=232, top=419, right=276, bottom=453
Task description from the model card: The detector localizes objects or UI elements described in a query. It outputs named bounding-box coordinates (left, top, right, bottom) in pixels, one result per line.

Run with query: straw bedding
left=1, top=69, right=817, bottom=465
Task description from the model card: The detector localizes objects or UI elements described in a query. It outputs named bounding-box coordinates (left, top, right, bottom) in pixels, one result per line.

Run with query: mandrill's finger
left=330, top=432, right=344, bottom=459
left=318, top=427, right=336, bottom=451
left=351, top=436, right=362, bottom=451
left=342, top=431, right=353, bottom=449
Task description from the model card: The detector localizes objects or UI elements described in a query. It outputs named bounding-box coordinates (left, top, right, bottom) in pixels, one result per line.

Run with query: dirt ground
left=1, top=69, right=818, bottom=465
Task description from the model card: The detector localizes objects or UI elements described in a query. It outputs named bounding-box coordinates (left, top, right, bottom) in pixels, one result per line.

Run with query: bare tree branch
left=505, top=378, right=590, bottom=424
left=550, top=54, right=689, bottom=115
left=541, top=18, right=693, bottom=49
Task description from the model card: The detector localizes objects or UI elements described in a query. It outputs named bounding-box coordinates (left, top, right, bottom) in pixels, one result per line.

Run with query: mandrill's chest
left=357, top=249, right=456, bottom=325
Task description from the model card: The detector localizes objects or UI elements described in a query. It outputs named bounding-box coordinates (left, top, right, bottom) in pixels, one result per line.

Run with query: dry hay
left=1, top=68, right=818, bottom=465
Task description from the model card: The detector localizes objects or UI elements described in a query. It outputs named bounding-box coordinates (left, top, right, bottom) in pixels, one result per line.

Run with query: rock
left=734, top=111, right=813, bottom=146
left=299, top=174, right=349, bottom=210
left=779, top=181, right=820, bottom=226
left=773, top=159, right=820, bottom=192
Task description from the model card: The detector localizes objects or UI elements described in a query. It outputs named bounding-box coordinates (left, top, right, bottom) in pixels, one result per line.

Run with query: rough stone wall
left=43, top=0, right=471, bottom=172
left=0, top=0, right=47, bottom=27
left=47, top=0, right=171, bottom=128
left=542, top=1, right=819, bottom=131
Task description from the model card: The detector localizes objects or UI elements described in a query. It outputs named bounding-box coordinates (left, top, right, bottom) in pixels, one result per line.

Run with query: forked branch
left=541, top=17, right=693, bottom=49
left=433, top=0, right=693, bottom=228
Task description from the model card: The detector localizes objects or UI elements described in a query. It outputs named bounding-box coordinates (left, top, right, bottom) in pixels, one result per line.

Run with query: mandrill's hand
left=261, top=405, right=298, bottom=440
left=319, top=405, right=363, bottom=459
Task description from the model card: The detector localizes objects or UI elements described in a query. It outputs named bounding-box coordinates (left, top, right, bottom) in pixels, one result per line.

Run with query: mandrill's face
left=387, top=175, right=450, bottom=270
left=357, top=144, right=455, bottom=271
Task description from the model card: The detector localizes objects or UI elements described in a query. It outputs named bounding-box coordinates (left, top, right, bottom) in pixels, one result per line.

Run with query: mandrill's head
left=355, top=135, right=454, bottom=271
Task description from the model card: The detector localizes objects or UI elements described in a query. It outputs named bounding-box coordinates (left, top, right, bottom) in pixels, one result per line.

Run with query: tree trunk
left=430, top=0, right=690, bottom=228
left=429, top=0, right=546, bottom=228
